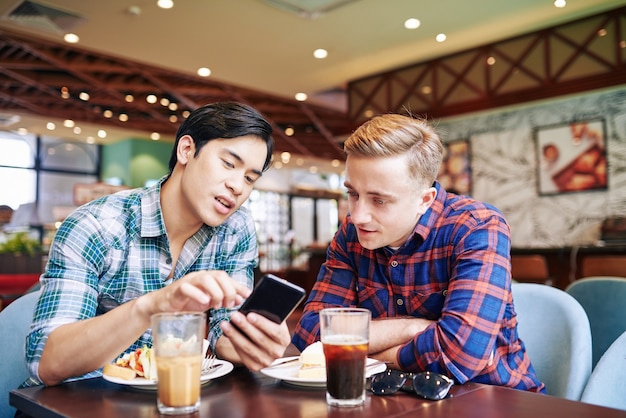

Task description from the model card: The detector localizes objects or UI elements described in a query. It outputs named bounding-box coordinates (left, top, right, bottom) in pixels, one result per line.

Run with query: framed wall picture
left=438, top=139, right=471, bottom=195
left=535, top=120, right=607, bottom=196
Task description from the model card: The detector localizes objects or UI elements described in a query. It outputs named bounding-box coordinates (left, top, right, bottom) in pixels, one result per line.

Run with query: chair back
left=565, top=276, right=626, bottom=368
left=0, top=290, right=39, bottom=418
left=580, top=256, right=626, bottom=278
left=510, top=254, right=551, bottom=284
left=511, top=283, right=592, bottom=400
left=580, top=329, right=626, bottom=410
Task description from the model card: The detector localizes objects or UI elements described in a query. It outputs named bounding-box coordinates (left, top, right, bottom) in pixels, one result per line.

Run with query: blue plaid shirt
left=24, top=176, right=257, bottom=386
left=293, top=183, right=545, bottom=393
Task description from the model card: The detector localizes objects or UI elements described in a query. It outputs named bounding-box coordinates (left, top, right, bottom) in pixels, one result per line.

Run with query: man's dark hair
left=168, top=102, right=274, bottom=173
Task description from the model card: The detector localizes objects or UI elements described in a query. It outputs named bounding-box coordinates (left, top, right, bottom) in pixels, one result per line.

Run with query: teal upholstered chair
left=0, top=290, right=40, bottom=418
left=580, top=329, right=626, bottom=410
left=565, top=276, right=626, bottom=368
left=511, top=283, right=592, bottom=400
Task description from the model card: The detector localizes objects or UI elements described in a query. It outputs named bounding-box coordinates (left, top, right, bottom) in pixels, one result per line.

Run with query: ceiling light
left=421, top=86, right=432, bottom=94
left=150, top=132, right=160, bottom=140
left=182, top=110, right=190, bottom=118
left=197, top=67, right=211, bottom=77
left=63, top=119, right=75, bottom=128
left=281, top=151, right=291, bottom=163
left=127, top=5, right=141, bottom=15
left=554, top=0, right=566, bottom=8
left=295, top=92, right=308, bottom=101
left=157, top=0, right=174, bottom=9
left=364, top=109, right=375, bottom=118
left=119, top=113, right=128, bottom=122
left=436, top=33, right=447, bottom=43
left=168, top=103, right=178, bottom=111
left=103, top=109, right=113, bottom=118
left=309, top=166, right=318, bottom=173
left=97, top=129, right=107, bottom=138
left=404, top=18, right=420, bottom=29
left=169, top=115, right=178, bottom=123
left=273, top=161, right=283, bottom=169
left=86, top=137, right=95, bottom=144
left=146, top=94, right=157, bottom=104
left=17, top=128, right=28, bottom=135
left=284, top=127, right=295, bottom=136
left=79, top=91, right=90, bottom=101
left=160, top=97, right=170, bottom=106
left=331, top=159, right=341, bottom=167
left=597, top=28, right=607, bottom=37
left=64, top=33, right=79, bottom=43
left=313, top=48, right=328, bottom=59
left=73, top=126, right=81, bottom=134
left=46, top=122, right=55, bottom=130
left=487, top=56, right=496, bottom=65
left=125, top=94, right=134, bottom=102
left=296, top=158, right=304, bottom=166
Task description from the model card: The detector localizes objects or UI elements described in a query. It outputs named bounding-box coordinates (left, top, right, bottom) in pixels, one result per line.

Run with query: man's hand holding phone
left=218, top=274, right=306, bottom=370
left=238, top=274, right=306, bottom=323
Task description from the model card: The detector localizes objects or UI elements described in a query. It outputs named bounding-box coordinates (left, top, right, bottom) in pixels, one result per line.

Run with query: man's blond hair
left=344, top=114, right=444, bottom=188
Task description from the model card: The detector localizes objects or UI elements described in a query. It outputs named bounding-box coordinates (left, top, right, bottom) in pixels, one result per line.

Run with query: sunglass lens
left=412, top=372, right=454, bottom=400
left=370, top=369, right=407, bottom=395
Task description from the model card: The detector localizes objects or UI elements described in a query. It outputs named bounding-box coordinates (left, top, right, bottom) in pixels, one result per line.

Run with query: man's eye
left=245, top=176, right=256, bottom=184
left=222, top=159, right=234, bottom=168
left=374, top=199, right=385, bottom=205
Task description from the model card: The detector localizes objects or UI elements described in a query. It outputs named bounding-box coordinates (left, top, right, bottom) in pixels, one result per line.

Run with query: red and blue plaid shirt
left=293, top=182, right=545, bottom=393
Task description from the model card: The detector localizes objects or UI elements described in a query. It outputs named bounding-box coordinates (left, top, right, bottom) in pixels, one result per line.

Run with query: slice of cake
left=297, top=341, right=326, bottom=379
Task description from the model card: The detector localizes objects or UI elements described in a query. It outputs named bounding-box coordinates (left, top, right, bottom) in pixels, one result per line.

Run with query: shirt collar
left=411, top=181, right=446, bottom=243
left=140, top=175, right=167, bottom=238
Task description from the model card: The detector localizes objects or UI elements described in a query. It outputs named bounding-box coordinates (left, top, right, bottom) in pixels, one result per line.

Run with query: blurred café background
left=1, top=0, right=626, bottom=308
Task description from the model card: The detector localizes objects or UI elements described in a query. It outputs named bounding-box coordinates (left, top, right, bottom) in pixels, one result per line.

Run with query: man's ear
left=419, top=187, right=437, bottom=213
left=177, top=135, right=194, bottom=165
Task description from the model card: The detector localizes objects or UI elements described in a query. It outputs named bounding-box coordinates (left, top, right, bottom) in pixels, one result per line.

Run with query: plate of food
left=102, top=342, right=233, bottom=390
left=103, top=358, right=233, bottom=390
left=260, top=342, right=387, bottom=388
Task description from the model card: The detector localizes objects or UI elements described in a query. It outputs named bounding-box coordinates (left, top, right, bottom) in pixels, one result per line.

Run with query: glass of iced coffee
left=320, top=308, right=371, bottom=407
left=151, top=312, right=206, bottom=415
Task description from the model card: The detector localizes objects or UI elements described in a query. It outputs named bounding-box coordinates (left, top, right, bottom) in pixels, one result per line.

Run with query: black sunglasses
left=368, top=369, right=454, bottom=401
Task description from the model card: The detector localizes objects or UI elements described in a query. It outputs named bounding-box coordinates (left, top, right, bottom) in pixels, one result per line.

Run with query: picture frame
left=438, top=139, right=471, bottom=195
left=535, top=119, right=607, bottom=196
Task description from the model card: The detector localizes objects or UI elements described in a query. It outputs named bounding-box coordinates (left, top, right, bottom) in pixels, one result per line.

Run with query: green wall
left=101, top=138, right=171, bottom=188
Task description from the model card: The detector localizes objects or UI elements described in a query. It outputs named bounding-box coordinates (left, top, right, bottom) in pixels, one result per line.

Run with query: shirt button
left=391, top=260, right=398, bottom=267
left=442, top=289, right=448, bottom=296
left=396, top=298, right=404, bottom=306
left=166, top=257, right=172, bottom=264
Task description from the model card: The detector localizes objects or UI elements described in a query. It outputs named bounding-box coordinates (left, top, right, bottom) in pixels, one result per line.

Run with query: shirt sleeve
left=206, top=210, right=258, bottom=352
left=292, top=222, right=358, bottom=351
left=397, top=209, right=512, bottom=384
left=25, top=209, right=106, bottom=385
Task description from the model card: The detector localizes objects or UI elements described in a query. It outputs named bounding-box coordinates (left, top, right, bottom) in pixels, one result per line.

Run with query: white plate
left=260, top=356, right=387, bottom=388
left=102, top=359, right=234, bottom=390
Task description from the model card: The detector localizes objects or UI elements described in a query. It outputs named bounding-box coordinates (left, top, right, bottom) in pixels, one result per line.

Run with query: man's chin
left=203, top=212, right=230, bottom=227
left=356, top=234, right=383, bottom=250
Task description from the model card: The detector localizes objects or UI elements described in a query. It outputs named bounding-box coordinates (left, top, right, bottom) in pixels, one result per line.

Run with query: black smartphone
left=238, top=274, right=306, bottom=323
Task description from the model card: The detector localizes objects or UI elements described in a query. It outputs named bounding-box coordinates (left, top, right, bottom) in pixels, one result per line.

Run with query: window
left=0, top=131, right=100, bottom=239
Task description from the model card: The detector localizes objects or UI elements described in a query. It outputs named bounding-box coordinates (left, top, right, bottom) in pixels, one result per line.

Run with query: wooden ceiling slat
left=0, top=28, right=353, bottom=160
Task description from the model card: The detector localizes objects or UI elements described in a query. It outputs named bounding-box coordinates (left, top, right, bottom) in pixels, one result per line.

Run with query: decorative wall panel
left=437, top=86, right=626, bottom=248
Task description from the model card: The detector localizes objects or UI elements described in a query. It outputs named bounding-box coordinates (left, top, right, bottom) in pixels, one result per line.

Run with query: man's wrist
left=132, top=293, right=155, bottom=324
